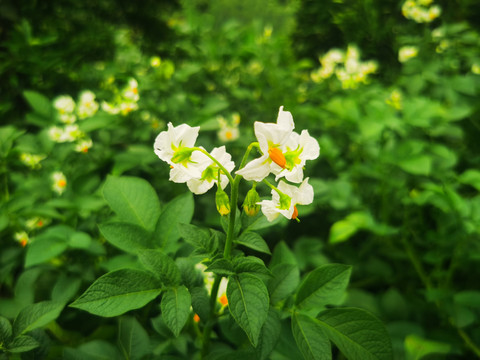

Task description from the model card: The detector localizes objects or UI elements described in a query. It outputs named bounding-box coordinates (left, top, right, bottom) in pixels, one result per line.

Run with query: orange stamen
left=58, top=180, right=67, bottom=188
left=291, top=205, right=298, bottom=220
left=193, top=313, right=200, bottom=323
left=219, top=294, right=228, bottom=306
left=225, top=131, right=233, bottom=140
left=268, top=147, right=286, bottom=168
left=20, top=239, right=28, bottom=247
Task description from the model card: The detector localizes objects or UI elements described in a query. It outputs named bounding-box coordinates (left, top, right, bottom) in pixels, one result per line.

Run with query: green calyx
left=284, top=146, right=303, bottom=170
left=171, top=147, right=195, bottom=166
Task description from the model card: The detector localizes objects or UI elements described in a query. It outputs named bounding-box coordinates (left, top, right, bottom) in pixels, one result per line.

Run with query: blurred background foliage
left=1, top=0, right=480, bottom=359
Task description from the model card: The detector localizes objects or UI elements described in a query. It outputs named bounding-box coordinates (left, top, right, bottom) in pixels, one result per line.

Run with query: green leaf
left=291, top=312, right=331, bottom=360
left=317, top=307, right=393, bottom=360
left=329, top=212, right=372, bottom=244
left=99, top=222, right=152, bottom=254
left=255, top=308, right=281, bottom=360
left=6, top=335, right=39, bottom=353
left=190, top=286, right=210, bottom=322
left=270, top=241, right=297, bottom=267
left=232, top=256, right=271, bottom=278
left=23, top=90, right=53, bottom=118
left=51, top=275, right=82, bottom=303
left=404, top=334, right=455, bottom=360
left=13, top=301, right=64, bottom=336
left=155, top=193, right=194, bottom=250
left=0, top=126, right=25, bottom=156
left=205, top=258, right=235, bottom=276
left=295, top=264, right=351, bottom=310
left=397, top=155, right=432, bottom=176
left=161, top=286, right=191, bottom=337
left=103, top=176, right=161, bottom=231
left=268, top=264, right=300, bottom=304
left=178, top=223, right=216, bottom=256
left=227, top=273, right=269, bottom=347
left=24, top=229, right=69, bottom=267
left=118, top=316, right=150, bottom=360
left=459, top=169, right=480, bottom=191
left=69, top=269, right=162, bottom=317
left=235, top=232, right=271, bottom=255
left=0, top=316, right=12, bottom=343
left=68, top=231, right=92, bottom=249
left=137, top=249, right=181, bottom=286
left=63, top=340, right=121, bottom=360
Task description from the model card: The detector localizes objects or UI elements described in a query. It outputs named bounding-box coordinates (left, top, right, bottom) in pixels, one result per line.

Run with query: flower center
left=268, top=147, right=286, bottom=168
left=57, top=179, right=67, bottom=188
left=218, top=294, right=228, bottom=306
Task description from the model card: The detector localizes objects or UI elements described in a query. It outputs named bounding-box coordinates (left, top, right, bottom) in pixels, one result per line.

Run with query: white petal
left=153, top=130, right=173, bottom=163
left=282, top=166, right=305, bottom=183
left=276, top=106, right=295, bottom=130
left=295, top=178, right=314, bottom=205
left=236, top=156, right=271, bottom=182
left=258, top=200, right=281, bottom=222
left=299, top=130, right=320, bottom=160
left=255, top=122, right=292, bottom=149
left=173, top=123, right=200, bottom=147
left=187, top=178, right=214, bottom=194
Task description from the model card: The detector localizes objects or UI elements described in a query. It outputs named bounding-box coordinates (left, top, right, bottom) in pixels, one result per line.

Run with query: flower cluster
left=20, top=153, right=46, bottom=169
left=402, top=0, right=441, bottom=23
left=153, top=106, right=319, bottom=222
left=49, top=91, right=97, bottom=153
left=101, top=78, right=140, bottom=116
left=311, top=45, right=378, bottom=89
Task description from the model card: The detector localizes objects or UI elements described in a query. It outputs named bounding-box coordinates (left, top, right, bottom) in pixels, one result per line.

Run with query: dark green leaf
left=161, top=286, right=191, bottom=337
left=227, top=273, right=269, bottom=347
left=0, top=316, right=12, bottom=343
left=295, top=264, right=351, bottom=310
left=23, top=91, right=53, bottom=118
left=103, top=176, right=161, bottom=231
left=155, top=193, right=194, bottom=250
left=69, top=269, right=162, bottom=317
left=118, top=316, right=150, bottom=360
left=6, top=335, right=39, bottom=353
left=317, top=308, right=393, bottom=360
left=255, top=308, right=281, bottom=360
left=233, top=256, right=271, bottom=278
left=13, top=301, right=64, bottom=336
left=178, top=223, right=216, bottom=256
left=63, top=340, right=121, bottom=360
left=99, top=222, right=152, bottom=254
left=235, top=232, right=271, bottom=255
left=268, top=264, right=300, bottom=304
left=205, top=258, right=235, bottom=276
left=137, top=249, right=181, bottom=286
left=292, top=312, right=331, bottom=360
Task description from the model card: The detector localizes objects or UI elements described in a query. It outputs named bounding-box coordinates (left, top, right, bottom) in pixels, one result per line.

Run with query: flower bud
left=243, top=187, right=261, bottom=216
left=216, top=188, right=231, bottom=216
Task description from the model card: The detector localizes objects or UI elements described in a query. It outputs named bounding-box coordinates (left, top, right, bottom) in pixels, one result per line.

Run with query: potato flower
left=259, top=178, right=314, bottom=222
left=52, top=171, right=67, bottom=195
left=187, top=146, right=235, bottom=195
left=236, top=106, right=294, bottom=182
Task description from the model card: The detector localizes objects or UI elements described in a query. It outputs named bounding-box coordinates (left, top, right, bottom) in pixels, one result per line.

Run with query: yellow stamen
left=291, top=205, right=298, bottom=220
left=268, top=147, right=286, bottom=168
left=225, top=131, right=233, bottom=140
left=57, top=179, right=67, bottom=188
left=219, top=294, right=228, bottom=306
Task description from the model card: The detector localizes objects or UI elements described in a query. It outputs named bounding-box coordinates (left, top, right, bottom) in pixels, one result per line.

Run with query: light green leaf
left=329, top=212, right=372, bottom=244
left=0, top=316, right=12, bottom=343
left=255, top=308, right=281, bottom=360
left=268, top=264, right=300, bottom=304
left=295, top=264, right=351, bottom=310
left=23, top=90, right=53, bottom=118
left=459, top=169, right=480, bottom=191
left=227, top=273, right=269, bottom=347
left=25, top=230, right=69, bottom=268
left=6, top=335, right=39, bottom=353
left=118, top=316, right=150, bottom=360
left=155, top=193, right=194, bottom=250
left=235, top=232, right=271, bottom=255
left=69, top=232, right=92, bottom=249
left=63, top=340, right=121, bottom=360
left=103, top=176, right=161, bottom=231
left=99, top=222, right=152, bottom=254
left=13, top=301, right=64, bottom=336
left=291, top=312, right=331, bottom=360
left=270, top=241, right=297, bottom=268
left=137, top=249, right=181, bottom=286
left=51, top=275, right=82, bottom=303
left=161, top=286, right=191, bottom=337
left=405, top=334, right=455, bottom=360
left=317, top=307, right=393, bottom=360
left=69, top=269, right=162, bottom=317
left=398, top=155, right=432, bottom=176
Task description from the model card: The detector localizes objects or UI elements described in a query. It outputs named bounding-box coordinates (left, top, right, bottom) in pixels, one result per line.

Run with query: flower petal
left=236, top=155, right=271, bottom=182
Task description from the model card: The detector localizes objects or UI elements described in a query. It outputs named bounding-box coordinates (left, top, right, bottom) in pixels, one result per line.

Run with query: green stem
left=224, top=175, right=240, bottom=259
left=201, top=275, right=221, bottom=358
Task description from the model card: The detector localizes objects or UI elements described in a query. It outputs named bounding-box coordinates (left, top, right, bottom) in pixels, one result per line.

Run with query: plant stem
left=201, top=275, right=221, bottom=358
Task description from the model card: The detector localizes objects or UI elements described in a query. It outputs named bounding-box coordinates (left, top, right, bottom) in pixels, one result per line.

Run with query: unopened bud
left=243, top=187, right=261, bottom=216
left=216, top=188, right=231, bottom=216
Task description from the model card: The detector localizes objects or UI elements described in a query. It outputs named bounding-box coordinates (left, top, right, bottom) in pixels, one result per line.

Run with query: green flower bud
left=216, top=187, right=231, bottom=216
left=243, top=187, right=261, bottom=217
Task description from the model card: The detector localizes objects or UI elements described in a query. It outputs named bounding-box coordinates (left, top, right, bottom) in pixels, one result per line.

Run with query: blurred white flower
left=52, top=171, right=67, bottom=195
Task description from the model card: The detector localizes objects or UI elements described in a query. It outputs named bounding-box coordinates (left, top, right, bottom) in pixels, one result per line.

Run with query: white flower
left=77, top=91, right=99, bottom=119
left=154, top=122, right=205, bottom=183
left=62, top=124, right=83, bottom=142
left=52, top=171, right=67, bottom=195
left=53, top=95, right=75, bottom=114
left=75, top=138, right=93, bottom=153
left=259, top=178, right=314, bottom=222
left=20, top=153, right=46, bottom=169
left=123, top=78, right=139, bottom=102
left=48, top=126, right=64, bottom=142
left=14, top=231, right=29, bottom=247
left=236, top=106, right=294, bottom=182
left=59, top=113, right=77, bottom=124
left=187, top=146, right=235, bottom=194
left=101, top=101, right=121, bottom=115
left=276, top=130, right=320, bottom=183
left=119, top=101, right=138, bottom=115
left=218, top=125, right=239, bottom=142
left=398, top=46, right=418, bottom=63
